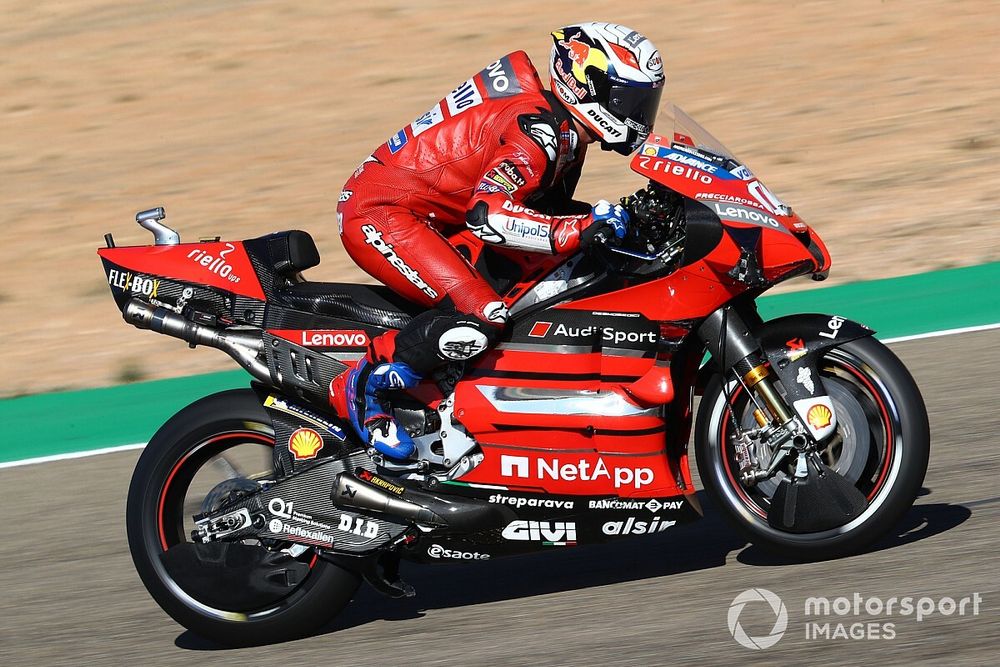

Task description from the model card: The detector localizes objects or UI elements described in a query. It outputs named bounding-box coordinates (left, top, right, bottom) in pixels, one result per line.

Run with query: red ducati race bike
left=102, top=105, right=929, bottom=645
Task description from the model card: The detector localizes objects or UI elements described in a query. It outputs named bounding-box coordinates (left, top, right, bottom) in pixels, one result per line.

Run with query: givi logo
left=501, top=521, right=577, bottom=545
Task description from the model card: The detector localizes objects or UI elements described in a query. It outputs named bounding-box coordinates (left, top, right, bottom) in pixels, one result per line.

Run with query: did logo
left=728, top=588, right=788, bottom=650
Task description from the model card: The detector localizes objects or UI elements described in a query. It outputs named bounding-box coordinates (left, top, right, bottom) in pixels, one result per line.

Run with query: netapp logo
left=500, top=455, right=654, bottom=489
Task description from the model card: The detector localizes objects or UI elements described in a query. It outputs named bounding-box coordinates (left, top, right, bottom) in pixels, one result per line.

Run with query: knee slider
left=394, top=310, right=500, bottom=372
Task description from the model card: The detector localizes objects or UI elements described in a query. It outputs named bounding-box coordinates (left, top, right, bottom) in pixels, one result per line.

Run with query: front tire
left=695, top=337, right=929, bottom=559
left=126, top=389, right=361, bottom=645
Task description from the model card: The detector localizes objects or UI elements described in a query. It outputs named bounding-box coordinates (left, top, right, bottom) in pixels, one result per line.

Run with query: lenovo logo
left=269, top=330, right=369, bottom=348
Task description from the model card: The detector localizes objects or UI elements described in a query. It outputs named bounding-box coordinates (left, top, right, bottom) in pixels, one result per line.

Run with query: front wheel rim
left=710, top=347, right=905, bottom=541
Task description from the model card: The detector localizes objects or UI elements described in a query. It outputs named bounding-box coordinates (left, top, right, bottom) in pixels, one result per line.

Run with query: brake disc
left=738, top=377, right=871, bottom=497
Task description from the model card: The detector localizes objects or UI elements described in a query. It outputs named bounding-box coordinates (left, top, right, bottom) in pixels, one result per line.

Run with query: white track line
left=1, top=322, right=998, bottom=471
left=881, top=322, right=1000, bottom=344
left=0, top=443, right=146, bottom=470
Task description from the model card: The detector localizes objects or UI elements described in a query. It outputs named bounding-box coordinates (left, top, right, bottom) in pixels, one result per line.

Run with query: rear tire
left=126, top=389, right=362, bottom=645
left=695, top=337, right=929, bottom=559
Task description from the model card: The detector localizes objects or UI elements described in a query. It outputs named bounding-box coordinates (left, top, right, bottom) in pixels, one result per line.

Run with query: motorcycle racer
left=331, top=22, right=665, bottom=460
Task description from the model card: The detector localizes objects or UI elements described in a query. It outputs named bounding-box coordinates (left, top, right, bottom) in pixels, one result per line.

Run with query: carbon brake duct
left=766, top=455, right=869, bottom=533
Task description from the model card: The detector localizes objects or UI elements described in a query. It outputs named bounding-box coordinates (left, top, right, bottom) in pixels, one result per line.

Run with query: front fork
left=696, top=305, right=814, bottom=484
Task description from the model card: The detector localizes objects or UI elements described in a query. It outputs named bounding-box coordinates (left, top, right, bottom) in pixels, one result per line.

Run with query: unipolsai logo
left=728, top=588, right=788, bottom=650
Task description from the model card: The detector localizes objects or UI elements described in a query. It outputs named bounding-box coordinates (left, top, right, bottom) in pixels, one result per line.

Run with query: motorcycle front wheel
left=126, top=389, right=361, bottom=646
left=695, top=336, right=930, bottom=559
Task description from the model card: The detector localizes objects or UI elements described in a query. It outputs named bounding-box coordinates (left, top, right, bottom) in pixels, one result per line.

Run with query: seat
left=278, top=281, right=424, bottom=329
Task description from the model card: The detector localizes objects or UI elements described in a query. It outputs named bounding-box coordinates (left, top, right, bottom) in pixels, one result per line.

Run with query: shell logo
left=288, top=428, right=323, bottom=460
left=806, top=404, right=833, bottom=430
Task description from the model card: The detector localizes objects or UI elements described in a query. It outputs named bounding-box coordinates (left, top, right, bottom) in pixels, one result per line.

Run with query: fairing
left=631, top=104, right=831, bottom=277
left=99, top=241, right=266, bottom=302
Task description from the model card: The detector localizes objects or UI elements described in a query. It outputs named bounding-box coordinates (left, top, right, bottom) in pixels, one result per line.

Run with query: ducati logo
left=785, top=337, right=807, bottom=361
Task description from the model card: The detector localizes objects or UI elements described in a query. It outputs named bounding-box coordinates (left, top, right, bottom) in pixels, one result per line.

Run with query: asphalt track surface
left=2, top=331, right=997, bottom=666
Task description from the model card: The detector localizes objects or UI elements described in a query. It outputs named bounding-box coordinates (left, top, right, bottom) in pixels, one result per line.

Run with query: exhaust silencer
left=332, top=473, right=446, bottom=527
left=331, top=473, right=509, bottom=532
left=123, top=298, right=272, bottom=383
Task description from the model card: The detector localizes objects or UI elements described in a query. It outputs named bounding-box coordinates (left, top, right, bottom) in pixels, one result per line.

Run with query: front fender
left=754, top=313, right=875, bottom=438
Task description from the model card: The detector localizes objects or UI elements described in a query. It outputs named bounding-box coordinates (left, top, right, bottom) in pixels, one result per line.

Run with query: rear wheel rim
left=150, top=429, right=322, bottom=621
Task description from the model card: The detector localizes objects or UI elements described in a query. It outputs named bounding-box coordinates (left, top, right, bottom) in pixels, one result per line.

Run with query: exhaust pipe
left=332, top=473, right=446, bottom=527
left=331, top=473, right=510, bottom=532
left=123, top=298, right=272, bottom=383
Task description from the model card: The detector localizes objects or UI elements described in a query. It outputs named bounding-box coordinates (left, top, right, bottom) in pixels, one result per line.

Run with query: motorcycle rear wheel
left=695, top=337, right=929, bottom=559
left=126, top=389, right=361, bottom=645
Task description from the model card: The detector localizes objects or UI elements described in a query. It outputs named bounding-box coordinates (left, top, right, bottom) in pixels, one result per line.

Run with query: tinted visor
left=607, top=85, right=663, bottom=133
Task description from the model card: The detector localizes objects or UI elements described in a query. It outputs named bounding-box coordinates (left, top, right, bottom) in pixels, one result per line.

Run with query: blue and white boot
left=342, top=359, right=422, bottom=461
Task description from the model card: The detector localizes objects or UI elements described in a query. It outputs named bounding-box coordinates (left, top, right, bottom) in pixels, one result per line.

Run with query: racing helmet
left=550, top=22, right=665, bottom=155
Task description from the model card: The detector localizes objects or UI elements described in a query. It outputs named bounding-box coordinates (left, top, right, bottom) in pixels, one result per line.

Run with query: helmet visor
left=607, top=85, right=663, bottom=136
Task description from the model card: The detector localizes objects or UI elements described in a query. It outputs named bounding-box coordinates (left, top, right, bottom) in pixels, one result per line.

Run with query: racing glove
left=579, top=200, right=630, bottom=248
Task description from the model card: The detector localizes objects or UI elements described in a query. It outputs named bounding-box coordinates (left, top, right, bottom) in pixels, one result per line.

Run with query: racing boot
left=330, top=358, right=421, bottom=460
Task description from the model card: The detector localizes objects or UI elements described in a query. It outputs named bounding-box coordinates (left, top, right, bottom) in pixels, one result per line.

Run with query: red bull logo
left=561, top=37, right=590, bottom=68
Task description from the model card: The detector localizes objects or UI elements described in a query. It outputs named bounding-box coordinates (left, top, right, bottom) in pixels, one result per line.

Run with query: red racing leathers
left=331, top=51, right=607, bottom=450
left=336, top=50, right=594, bottom=329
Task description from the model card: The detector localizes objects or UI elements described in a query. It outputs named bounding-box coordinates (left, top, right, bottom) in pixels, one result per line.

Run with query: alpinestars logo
left=361, top=225, right=438, bottom=299
left=527, top=122, right=558, bottom=161
left=483, top=301, right=509, bottom=324
left=438, top=326, right=488, bottom=361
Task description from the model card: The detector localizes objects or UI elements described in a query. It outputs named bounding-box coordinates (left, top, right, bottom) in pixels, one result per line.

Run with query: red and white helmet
left=550, top=22, right=665, bottom=155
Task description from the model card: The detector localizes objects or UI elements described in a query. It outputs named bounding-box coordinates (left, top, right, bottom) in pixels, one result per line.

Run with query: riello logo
left=187, top=243, right=242, bottom=284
